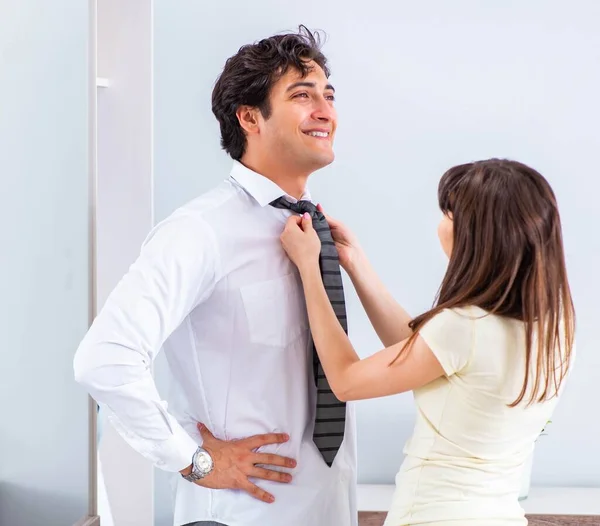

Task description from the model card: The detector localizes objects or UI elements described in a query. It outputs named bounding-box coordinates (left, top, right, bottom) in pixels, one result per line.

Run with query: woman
left=280, top=159, right=575, bottom=526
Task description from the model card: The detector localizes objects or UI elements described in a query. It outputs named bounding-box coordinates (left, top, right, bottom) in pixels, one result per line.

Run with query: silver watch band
left=182, top=470, right=202, bottom=482
left=182, top=446, right=214, bottom=483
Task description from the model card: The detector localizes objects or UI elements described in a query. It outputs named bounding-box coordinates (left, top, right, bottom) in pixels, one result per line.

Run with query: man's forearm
left=346, top=250, right=413, bottom=347
left=74, top=340, right=199, bottom=472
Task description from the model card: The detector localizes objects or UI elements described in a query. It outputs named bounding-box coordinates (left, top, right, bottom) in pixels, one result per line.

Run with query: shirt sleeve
left=73, top=214, right=219, bottom=472
left=419, top=308, right=474, bottom=376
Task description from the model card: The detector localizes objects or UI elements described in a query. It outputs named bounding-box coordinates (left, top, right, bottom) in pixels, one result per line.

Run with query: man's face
left=258, top=61, right=337, bottom=172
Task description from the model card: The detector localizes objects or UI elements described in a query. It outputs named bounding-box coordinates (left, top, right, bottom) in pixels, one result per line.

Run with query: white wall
left=96, top=1, right=154, bottom=525
left=0, top=2, right=91, bottom=524
left=152, top=2, right=600, bottom=523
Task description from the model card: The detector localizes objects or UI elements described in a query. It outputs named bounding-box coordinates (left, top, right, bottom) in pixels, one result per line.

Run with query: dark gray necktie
left=270, top=197, right=347, bottom=467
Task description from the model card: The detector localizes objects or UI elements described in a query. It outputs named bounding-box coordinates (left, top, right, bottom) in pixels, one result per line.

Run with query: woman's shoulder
left=444, top=305, right=517, bottom=328
left=429, top=305, right=515, bottom=342
left=429, top=305, right=488, bottom=327
left=450, top=305, right=490, bottom=319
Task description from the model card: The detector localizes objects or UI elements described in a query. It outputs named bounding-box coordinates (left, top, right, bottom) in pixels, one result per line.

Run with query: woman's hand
left=280, top=213, right=321, bottom=274
left=316, top=204, right=361, bottom=272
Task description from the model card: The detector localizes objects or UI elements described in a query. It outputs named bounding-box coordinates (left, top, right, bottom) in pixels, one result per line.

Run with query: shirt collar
left=230, top=160, right=312, bottom=207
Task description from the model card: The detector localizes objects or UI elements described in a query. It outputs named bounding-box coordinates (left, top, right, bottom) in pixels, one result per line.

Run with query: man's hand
left=182, top=423, right=297, bottom=503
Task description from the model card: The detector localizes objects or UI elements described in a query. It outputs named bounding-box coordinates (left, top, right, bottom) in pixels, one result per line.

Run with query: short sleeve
left=419, top=308, right=474, bottom=376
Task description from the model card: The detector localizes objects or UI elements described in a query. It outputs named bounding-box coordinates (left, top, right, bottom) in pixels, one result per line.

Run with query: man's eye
left=294, top=93, right=309, bottom=98
left=326, top=95, right=336, bottom=101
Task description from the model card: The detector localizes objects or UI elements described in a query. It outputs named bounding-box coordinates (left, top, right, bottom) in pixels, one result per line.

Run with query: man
left=74, top=26, right=357, bottom=526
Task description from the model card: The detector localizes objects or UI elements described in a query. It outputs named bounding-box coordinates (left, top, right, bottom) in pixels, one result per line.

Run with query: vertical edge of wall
left=96, top=0, right=155, bottom=525
left=88, top=0, right=99, bottom=520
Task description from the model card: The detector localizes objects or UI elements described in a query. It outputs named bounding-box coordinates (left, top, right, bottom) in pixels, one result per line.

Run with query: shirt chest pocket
left=240, top=273, right=309, bottom=348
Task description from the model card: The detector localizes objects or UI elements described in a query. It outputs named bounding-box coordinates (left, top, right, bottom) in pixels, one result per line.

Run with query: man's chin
left=310, top=151, right=335, bottom=170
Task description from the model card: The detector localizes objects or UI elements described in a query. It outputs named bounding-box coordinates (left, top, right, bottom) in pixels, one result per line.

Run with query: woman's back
left=384, top=306, right=570, bottom=526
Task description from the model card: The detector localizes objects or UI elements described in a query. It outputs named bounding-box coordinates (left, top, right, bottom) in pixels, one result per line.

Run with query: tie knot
left=293, top=200, right=317, bottom=215
left=270, top=197, right=319, bottom=218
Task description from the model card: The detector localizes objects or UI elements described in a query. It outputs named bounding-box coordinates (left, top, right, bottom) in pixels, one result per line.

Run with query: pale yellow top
left=384, top=306, right=572, bottom=526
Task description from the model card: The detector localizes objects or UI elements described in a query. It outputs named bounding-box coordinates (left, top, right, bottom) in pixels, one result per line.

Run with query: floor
left=358, top=512, right=600, bottom=525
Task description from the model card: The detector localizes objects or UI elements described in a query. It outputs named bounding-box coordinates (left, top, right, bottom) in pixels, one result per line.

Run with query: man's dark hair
left=211, top=25, right=330, bottom=160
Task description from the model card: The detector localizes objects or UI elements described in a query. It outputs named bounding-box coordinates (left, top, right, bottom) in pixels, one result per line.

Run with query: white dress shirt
left=74, top=160, right=357, bottom=526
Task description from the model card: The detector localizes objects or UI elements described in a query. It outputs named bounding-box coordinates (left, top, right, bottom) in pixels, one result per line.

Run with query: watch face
left=195, top=451, right=213, bottom=473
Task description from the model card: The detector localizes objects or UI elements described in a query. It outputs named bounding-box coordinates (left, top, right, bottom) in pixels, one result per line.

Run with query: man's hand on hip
left=182, top=423, right=296, bottom=503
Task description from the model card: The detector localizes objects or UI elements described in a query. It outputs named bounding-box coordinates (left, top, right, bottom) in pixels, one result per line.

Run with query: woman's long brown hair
left=391, top=159, right=575, bottom=407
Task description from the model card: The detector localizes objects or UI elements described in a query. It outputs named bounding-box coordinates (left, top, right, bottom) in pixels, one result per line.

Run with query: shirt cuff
left=154, top=427, right=200, bottom=472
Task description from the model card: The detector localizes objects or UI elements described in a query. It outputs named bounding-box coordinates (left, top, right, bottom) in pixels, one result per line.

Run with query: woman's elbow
left=331, top=382, right=354, bottom=403
left=329, top=367, right=360, bottom=402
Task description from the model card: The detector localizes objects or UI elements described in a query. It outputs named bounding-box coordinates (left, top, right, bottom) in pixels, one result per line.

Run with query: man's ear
left=236, top=105, right=261, bottom=135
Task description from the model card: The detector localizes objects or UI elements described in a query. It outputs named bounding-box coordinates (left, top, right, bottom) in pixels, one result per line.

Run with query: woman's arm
left=280, top=213, right=445, bottom=401
left=314, top=207, right=413, bottom=347
left=346, top=249, right=413, bottom=347
left=300, top=263, right=445, bottom=401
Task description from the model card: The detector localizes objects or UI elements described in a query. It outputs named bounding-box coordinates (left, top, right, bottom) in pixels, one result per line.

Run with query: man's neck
left=240, top=155, right=309, bottom=201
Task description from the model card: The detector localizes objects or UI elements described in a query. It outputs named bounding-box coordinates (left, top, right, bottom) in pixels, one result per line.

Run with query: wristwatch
left=182, top=446, right=214, bottom=483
